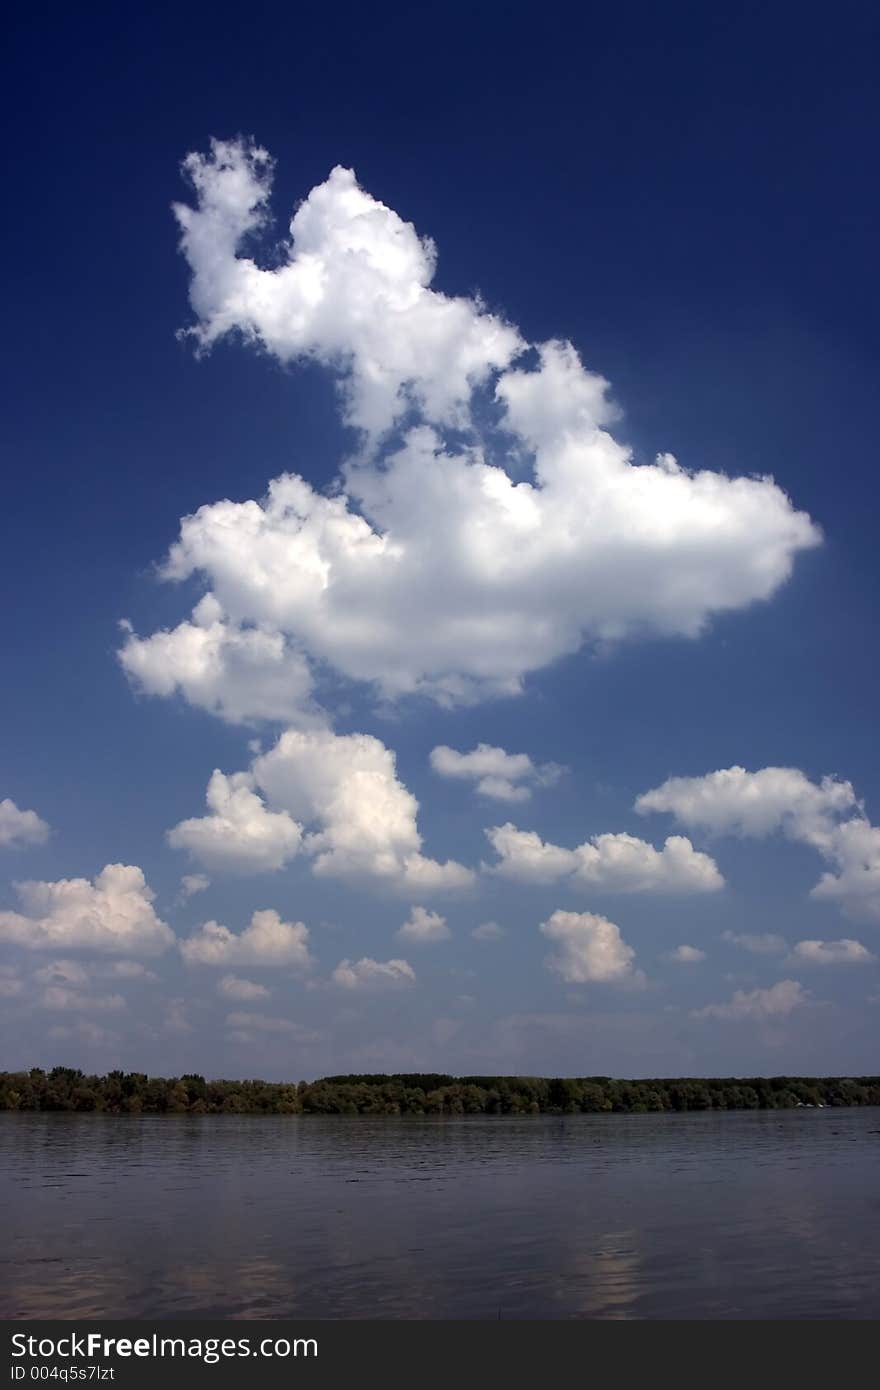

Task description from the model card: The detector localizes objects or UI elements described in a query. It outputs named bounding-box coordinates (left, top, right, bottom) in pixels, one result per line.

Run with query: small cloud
left=397, top=905, right=450, bottom=944
left=540, top=909, right=639, bottom=985
left=721, top=931, right=788, bottom=955
left=692, top=979, right=809, bottom=1021
left=0, top=798, right=49, bottom=849
left=430, top=744, right=565, bottom=802
left=790, top=938, right=875, bottom=967
left=667, top=944, right=706, bottom=963
left=180, top=909, right=312, bottom=969
left=217, top=974, right=271, bottom=1000
left=331, top=957, right=416, bottom=990
left=178, top=873, right=210, bottom=902
left=472, top=920, right=505, bottom=942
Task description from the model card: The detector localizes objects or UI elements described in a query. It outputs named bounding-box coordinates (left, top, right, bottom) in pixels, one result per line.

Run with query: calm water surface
left=1, top=1110, right=879, bottom=1319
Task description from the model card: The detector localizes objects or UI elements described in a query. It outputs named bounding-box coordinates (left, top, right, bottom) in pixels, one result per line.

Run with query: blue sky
left=2, top=2, right=879, bottom=1079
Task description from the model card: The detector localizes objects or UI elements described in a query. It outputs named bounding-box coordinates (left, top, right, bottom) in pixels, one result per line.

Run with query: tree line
left=1, top=1067, right=879, bottom=1115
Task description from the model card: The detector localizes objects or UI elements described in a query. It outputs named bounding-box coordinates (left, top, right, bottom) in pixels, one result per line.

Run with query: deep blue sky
left=1, top=2, right=878, bottom=1078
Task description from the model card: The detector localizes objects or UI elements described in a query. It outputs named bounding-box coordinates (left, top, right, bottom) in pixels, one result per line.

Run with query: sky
left=2, top=2, right=879, bottom=1080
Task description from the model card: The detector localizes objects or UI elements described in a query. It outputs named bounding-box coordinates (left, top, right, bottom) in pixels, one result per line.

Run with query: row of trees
left=1, top=1067, right=879, bottom=1115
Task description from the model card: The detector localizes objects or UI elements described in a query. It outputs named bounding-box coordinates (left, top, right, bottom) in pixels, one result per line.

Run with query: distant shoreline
left=2, top=1068, right=879, bottom=1116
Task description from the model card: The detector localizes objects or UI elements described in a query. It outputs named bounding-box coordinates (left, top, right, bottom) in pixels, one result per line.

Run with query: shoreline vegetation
left=1, top=1068, right=879, bottom=1115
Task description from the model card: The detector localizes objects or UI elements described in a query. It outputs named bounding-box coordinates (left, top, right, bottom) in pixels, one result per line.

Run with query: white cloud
left=693, top=979, right=810, bottom=1021
left=809, top=818, right=880, bottom=923
left=636, top=766, right=857, bottom=840
left=429, top=744, right=564, bottom=802
left=170, top=728, right=473, bottom=891
left=485, top=823, right=722, bottom=893
left=217, top=974, right=271, bottom=1000
left=667, top=945, right=706, bottom=963
left=539, top=909, right=639, bottom=985
left=178, top=873, right=210, bottom=901
left=472, top=920, right=505, bottom=942
left=180, top=909, right=312, bottom=969
left=119, top=600, right=318, bottom=726
left=397, top=906, right=450, bottom=944
left=790, top=939, right=875, bottom=966
left=637, top=765, right=880, bottom=922
left=721, top=931, right=788, bottom=955
left=174, top=138, right=521, bottom=439
left=168, top=770, right=302, bottom=873
left=331, top=957, right=416, bottom=990
left=0, top=865, right=173, bottom=955
left=0, top=798, right=49, bottom=849
left=123, top=140, right=819, bottom=724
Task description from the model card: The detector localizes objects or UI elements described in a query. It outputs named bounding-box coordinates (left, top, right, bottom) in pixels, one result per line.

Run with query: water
left=1, top=1109, right=878, bottom=1319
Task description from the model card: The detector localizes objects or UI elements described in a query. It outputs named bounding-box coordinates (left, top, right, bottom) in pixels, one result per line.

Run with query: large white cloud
left=120, top=139, right=820, bottom=723
left=430, top=743, right=563, bottom=802
left=174, top=139, right=522, bottom=439
left=180, top=908, right=312, bottom=968
left=485, top=823, right=723, bottom=893
left=637, top=765, right=880, bottom=921
left=0, top=798, right=49, bottom=849
left=0, top=865, right=173, bottom=955
left=539, top=909, right=639, bottom=985
left=693, top=979, right=809, bottom=1021
left=169, top=728, right=473, bottom=891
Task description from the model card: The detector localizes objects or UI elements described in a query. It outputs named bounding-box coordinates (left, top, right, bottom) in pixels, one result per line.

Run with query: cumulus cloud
left=429, top=744, right=564, bottom=802
left=397, top=906, right=450, bottom=944
left=693, top=979, right=810, bottom=1021
left=331, top=957, right=416, bottom=990
left=0, top=798, right=49, bottom=849
left=170, top=728, right=473, bottom=891
left=472, top=920, right=505, bottom=942
left=485, top=823, right=722, bottom=893
left=174, top=139, right=521, bottom=439
left=0, top=865, right=173, bottom=955
left=121, top=139, right=819, bottom=724
left=790, top=938, right=875, bottom=966
left=667, top=945, right=706, bottom=963
left=637, top=765, right=880, bottom=922
left=539, top=909, right=639, bottom=985
left=721, top=931, right=788, bottom=955
left=168, top=769, right=302, bottom=873
left=180, top=909, right=312, bottom=968
left=119, top=599, right=318, bottom=726
left=217, top=974, right=271, bottom=999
